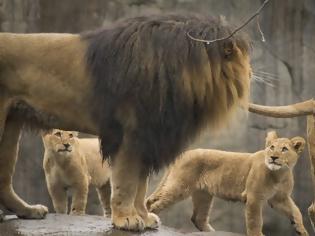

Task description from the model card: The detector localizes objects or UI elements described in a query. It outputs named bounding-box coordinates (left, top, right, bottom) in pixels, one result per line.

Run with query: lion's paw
left=144, top=212, right=160, bottom=229
left=112, top=214, right=145, bottom=231
left=18, top=204, right=48, bottom=219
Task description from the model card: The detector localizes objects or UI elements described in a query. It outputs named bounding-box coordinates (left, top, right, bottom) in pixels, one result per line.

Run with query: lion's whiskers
left=252, top=74, right=276, bottom=88
left=254, top=71, right=278, bottom=79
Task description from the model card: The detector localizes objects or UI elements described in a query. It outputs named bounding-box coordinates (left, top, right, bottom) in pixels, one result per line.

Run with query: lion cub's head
left=264, top=131, right=305, bottom=171
left=42, top=129, right=78, bottom=157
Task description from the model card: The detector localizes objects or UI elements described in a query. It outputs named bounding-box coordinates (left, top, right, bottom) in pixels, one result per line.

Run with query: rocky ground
left=0, top=214, right=244, bottom=236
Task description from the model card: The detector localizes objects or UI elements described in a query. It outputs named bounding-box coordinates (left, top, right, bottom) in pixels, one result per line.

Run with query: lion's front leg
left=134, top=174, right=160, bottom=229
left=269, top=196, right=308, bottom=236
left=245, top=195, right=265, bottom=236
left=0, top=119, right=48, bottom=219
left=110, top=148, right=145, bottom=231
left=70, top=181, right=89, bottom=215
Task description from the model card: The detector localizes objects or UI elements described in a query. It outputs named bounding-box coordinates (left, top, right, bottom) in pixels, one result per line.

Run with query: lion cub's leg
left=268, top=196, right=308, bottom=236
left=0, top=95, right=12, bottom=142
left=0, top=209, right=4, bottom=222
left=111, top=148, right=145, bottom=231
left=96, top=181, right=112, bottom=217
left=245, top=195, right=264, bottom=236
left=46, top=182, right=68, bottom=214
left=146, top=176, right=191, bottom=214
left=70, top=180, right=89, bottom=215
left=191, top=190, right=215, bottom=232
left=0, top=119, right=48, bottom=219
left=308, top=203, right=315, bottom=231
left=134, top=175, right=160, bottom=229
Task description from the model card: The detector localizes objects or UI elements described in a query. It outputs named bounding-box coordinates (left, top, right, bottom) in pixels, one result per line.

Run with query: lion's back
left=175, top=149, right=254, bottom=200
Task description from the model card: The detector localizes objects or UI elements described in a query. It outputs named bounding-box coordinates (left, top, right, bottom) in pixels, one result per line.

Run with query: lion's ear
left=291, top=136, right=305, bottom=154
left=223, top=40, right=235, bottom=58
left=265, top=130, right=278, bottom=147
left=40, top=129, right=53, bottom=137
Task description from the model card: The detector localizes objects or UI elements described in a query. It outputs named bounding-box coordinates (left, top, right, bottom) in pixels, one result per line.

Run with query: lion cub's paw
left=144, top=212, right=160, bottom=229
left=70, top=210, right=85, bottom=216
left=18, top=204, right=48, bottom=219
left=112, top=214, right=145, bottom=231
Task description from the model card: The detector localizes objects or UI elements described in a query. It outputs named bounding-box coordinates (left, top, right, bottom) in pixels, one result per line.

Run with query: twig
left=256, top=15, right=266, bottom=42
left=187, top=0, right=270, bottom=44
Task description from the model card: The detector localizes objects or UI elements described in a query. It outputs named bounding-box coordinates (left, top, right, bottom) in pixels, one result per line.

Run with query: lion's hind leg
left=96, top=181, right=111, bottom=217
left=191, top=190, right=214, bottom=232
left=0, top=118, right=48, bottom=219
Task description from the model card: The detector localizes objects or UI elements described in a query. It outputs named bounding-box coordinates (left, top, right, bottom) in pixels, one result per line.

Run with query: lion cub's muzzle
left=57, top=143, right=72, bottom=153
left=265, top=155, right=283, bottom=171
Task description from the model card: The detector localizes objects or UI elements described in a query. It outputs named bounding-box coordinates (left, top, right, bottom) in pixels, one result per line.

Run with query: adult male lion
left=0, top=14, right=251, bottom=231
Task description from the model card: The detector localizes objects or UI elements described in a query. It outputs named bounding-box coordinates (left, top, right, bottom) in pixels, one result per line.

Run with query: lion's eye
left=69, top=133, right=73, bottom=138
left=282, top=147, right=288, bottom=152
left=270, top=145, right=275, bottom=150
left=54, top=132, right=61, bottom=137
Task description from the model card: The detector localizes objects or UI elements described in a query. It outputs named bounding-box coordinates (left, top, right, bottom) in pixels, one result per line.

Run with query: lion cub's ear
left=265, top=131, right=278, bottom=147
left=291, top=136, right=306, bottom=154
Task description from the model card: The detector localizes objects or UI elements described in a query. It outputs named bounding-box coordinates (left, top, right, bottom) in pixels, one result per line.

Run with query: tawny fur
left=0, top=14, right=251, bottom=231
left=147, top=131, right=308, bottom=236
left=42, top=129, right=111, bottom=216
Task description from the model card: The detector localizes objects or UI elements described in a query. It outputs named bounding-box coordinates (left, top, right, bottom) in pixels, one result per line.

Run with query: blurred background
left=1, top=0, right=314, bottom=235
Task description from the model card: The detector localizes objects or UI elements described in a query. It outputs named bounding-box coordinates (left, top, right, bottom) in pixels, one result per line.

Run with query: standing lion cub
left=146, top=131, right=308, bottom=236
left=42, top=129, right=111, bottom=216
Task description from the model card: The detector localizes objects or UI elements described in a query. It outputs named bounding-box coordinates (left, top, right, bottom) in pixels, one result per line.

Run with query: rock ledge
left=0, top=214, right=244, bottom=236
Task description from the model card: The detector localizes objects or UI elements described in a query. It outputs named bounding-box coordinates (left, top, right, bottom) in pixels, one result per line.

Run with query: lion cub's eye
left=54, top=132, right=61, bottom=137
left=270, top=145, right=275, bottom=150
left=69, top=133, right=73, bottom=138
left=282, top=147, right=288, bottom=152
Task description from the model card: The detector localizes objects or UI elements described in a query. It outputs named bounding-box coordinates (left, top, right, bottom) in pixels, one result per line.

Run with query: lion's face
left=42, top=129, right=78, bottom=157
left=264, top=132, right=305, bottom=171
left=220, top=40, right=252, bottom=107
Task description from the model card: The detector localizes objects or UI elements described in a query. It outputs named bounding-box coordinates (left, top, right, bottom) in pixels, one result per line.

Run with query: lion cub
left=42, top=129, right=111, bottom=216
left=146, top=131, right=308, bottom=236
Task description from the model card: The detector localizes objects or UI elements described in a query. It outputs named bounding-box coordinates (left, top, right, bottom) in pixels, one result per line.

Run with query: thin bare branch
left=187, top=0, right=270, bottom=44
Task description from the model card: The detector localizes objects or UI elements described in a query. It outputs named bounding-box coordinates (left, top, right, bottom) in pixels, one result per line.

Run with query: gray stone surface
left=0, top=214, right=244, bottom=236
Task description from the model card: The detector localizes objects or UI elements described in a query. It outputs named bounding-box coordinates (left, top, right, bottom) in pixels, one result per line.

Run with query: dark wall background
left=0, top=0, right=314, bottom=235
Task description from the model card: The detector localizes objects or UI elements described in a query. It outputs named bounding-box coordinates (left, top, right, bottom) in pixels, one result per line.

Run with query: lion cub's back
left=77, top=138, right=111, bottom=187
left=180, top=149, right=253, bottom=200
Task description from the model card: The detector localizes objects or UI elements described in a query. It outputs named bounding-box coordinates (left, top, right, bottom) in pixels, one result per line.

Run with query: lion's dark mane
left=82, top=14, right=250, bottom=171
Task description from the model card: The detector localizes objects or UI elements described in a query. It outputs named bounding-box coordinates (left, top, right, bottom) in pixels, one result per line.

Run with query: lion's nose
left=63, top=143, right=70, bottom=149
left=271, top=156, right=279, bottom=161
